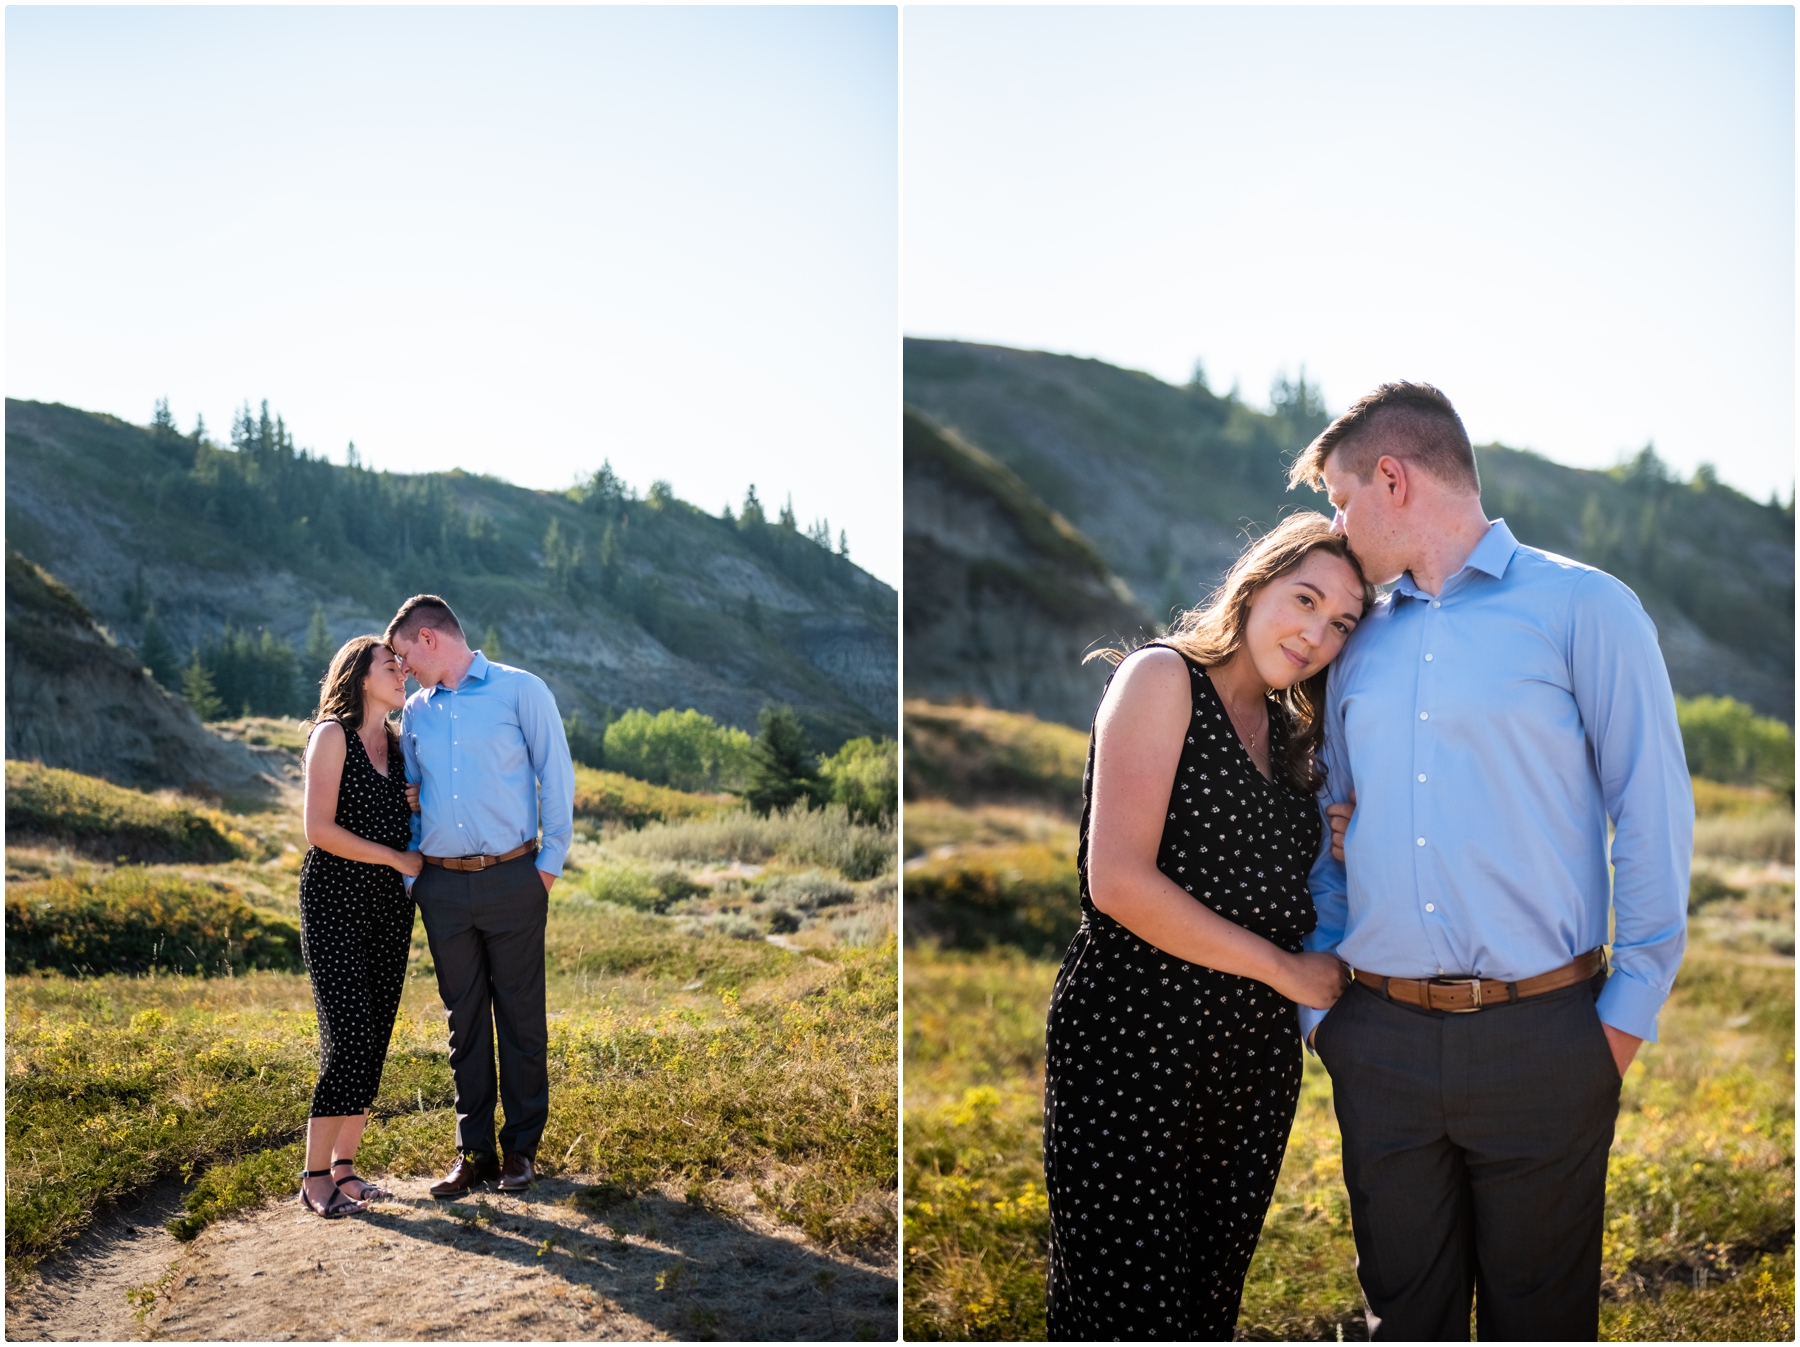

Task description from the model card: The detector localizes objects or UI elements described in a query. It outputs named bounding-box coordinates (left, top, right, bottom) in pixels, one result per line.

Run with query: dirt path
left=8, top=1176, right=896, bottom=1341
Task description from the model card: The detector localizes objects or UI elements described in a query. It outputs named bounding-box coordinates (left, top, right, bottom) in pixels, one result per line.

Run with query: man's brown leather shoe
left=497, top=1154, right=535, bottom=1193
left=430, top=1154, right=499, bottom=1199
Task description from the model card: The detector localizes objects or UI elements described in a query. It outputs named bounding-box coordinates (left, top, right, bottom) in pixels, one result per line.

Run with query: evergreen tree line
left=143, top=399, right=519, bottom=584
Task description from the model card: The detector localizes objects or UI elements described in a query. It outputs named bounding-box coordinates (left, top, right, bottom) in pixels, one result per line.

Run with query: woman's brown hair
left=1090, top=512, right=1375, bottom=792
left=304, top=635, right=400, bottom=762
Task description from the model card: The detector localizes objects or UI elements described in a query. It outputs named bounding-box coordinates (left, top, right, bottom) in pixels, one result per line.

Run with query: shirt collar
left=1393, top=518, right=1519, bottom=600
left=424, top=649, right=491, bottom=699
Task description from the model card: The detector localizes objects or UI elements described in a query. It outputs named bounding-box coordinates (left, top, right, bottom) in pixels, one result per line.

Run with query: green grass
left=5, top=867, right=301, bottom=976
left=5, top=806, right=898, bottom=1290
left=5, top=760, right=249, bottom=863
left=572, top=765, right=731, bottom=829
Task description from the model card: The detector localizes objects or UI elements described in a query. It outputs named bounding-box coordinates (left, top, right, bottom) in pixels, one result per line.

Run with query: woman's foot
left=300, top=1168, right=368, bottom=1218
left=331, top=1158, right=393, bottom=1201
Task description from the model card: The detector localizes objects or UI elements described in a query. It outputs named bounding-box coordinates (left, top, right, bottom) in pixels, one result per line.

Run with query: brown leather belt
left=1351, top=948, right=1607, bottom=1014
left=422, top=841, right=538, bottom=872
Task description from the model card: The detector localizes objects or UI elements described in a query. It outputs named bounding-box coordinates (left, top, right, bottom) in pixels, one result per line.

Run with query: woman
left=296, top=637, right=422, bottom=1218
left=1042, top=512, right=1374, bottom=1338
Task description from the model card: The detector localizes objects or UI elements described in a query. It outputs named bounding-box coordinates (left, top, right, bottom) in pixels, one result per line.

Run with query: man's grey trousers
left=1315, top=974, right=1622, bottom=1341
left=414, top=851, right=550, bottom=1161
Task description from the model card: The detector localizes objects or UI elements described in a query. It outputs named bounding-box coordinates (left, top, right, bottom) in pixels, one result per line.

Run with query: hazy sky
left=906, top=6, right=1794, bottom=503
left=8, top=6, right=900, bottom=585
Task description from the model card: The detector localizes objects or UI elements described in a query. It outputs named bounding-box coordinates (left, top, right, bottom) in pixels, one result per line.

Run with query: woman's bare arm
left=303, top=722, right=420, bottom=874
left=1087, top=648, right=1347, bottom=1010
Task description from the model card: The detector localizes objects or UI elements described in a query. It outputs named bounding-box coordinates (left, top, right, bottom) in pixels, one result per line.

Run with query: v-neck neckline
left=1199, top=664, right=1274, bottom=786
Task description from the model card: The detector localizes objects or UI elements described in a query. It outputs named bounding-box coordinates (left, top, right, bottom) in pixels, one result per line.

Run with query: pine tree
left=305, top=604, right=334, bottom=688
left=483, top=625, right=504, bottom=661
left=779, top=494, right=797, bottom=529
left=744, top=704, right=822, bottom=815
left=740, top=485, right=766, bottom=527
left=151, top=397, right=176, bottom=434
left=837, top=529, right=849, bottom=559
left=182, top=649, right=224, bottom=721
left=140, top=605, right=179, bottom=688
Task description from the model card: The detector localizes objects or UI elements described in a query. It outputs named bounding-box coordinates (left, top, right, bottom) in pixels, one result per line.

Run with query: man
left=384, top=594, right=575, bottom=1197
left=1291, top=384, right=1691, bottom=1340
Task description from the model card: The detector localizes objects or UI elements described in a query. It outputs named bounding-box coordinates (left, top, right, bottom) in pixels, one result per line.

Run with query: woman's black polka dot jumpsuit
left=1043, top=648, right=1321, bottom=1340
left=299, top=722, right=416, bottom=1119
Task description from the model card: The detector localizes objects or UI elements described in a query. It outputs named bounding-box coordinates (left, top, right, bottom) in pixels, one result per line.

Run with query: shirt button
left=1418, top=774, right=1427, bottom=782
left=1419, top=711, right=1429, bottom=720
left=1425, top=903, right=1436, bottom=912
left=1431, top=600, right=1441, bottom=609
left=1417, top=837, right=1426, bottom=846
left=1425, top=653, right=1434, bottom=661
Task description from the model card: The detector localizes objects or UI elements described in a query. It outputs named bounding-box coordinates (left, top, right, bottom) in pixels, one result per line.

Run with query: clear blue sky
left=906, top=6, right=1794, bottom=503
left=8, top=6, right=900, bottom=585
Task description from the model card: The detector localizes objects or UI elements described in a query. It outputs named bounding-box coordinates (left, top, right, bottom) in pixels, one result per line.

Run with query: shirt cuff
left=1297, top=1003, right=1328, bottom=1053
left=1596, top=967, right=1667, bottom=1043
left=535, top=843, right=567, bottom=877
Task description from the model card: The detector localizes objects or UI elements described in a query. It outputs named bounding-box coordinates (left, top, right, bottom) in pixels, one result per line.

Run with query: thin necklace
left=1223, top=692, right=1266, bottom=752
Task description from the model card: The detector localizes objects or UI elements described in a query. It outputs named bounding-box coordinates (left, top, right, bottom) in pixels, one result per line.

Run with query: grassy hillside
left=904, top=338, right=1794, bottom=722
left=5, top=766, right=898, bottom=1297
left=6, top=398, right=895, bottom=751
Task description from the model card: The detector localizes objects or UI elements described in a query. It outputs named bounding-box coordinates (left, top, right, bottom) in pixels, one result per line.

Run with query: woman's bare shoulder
left=1099, top=646, right=1191, bottom=727
left=305, top=719, right=346, bottom=763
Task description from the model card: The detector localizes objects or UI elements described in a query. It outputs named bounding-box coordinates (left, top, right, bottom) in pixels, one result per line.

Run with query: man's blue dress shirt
left=1301, top=520, right=1691, bottom=1045
left=400, top=651, right=576, bottom=877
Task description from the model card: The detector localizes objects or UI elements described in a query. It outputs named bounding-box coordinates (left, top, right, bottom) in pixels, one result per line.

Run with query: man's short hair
left=1288, top=382, right=1480, bottom=496
left=384, top=594, right=464, bottom=646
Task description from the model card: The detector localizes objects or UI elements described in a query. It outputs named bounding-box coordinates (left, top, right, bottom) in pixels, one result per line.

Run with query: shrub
left=819, top=736, right=898, bottom=825
left=570, top=861, right=702, bottom=914
left=1694, top=812, right=1795, bottom=865
left=5, top=869, right=301, bottom=976
left=602, top=708, right=755, bottom=793
left=609, top=803, right=894, bottom=880
left=903, top=844, right=1080, bottom=958
left=1677, top=696, right=1795, bottom=796
left=759, top=870, right=856, bottom=912
left=5, top=761, right=249, bottom=863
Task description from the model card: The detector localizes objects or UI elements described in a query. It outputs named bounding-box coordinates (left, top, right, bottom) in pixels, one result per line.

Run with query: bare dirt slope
left=8, top=1176, right=896, bottom=1342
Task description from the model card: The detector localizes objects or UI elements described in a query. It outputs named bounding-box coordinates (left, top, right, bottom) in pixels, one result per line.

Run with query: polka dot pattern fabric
left=299, top=722, right=416, bottom=1119
left=1044, top=650, right=1321, bottom=1340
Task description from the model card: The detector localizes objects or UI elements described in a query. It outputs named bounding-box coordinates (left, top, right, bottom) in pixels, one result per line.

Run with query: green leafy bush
left=1678, top=696, right=1795, bottom=796
left=603, top=708, right=754, bottom=793
left=5, top=761, right=248, bottom=863
left=819, top=736, right=898, bottom=825
left=5, top=870, right=301, bottom=976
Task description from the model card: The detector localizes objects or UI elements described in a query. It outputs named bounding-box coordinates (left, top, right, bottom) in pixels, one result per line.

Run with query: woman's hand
left=1326, top=790, right=1355, bottom=863
left=392, top=849, right=424, bottom=878
left=405, top=783, right=421, bottom=813
left=1276, top=951, right=1350, bottom=1010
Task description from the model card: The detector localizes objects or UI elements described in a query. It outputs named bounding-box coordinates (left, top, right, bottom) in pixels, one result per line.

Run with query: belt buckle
left=1433, top=976, right=1484, bottom=1012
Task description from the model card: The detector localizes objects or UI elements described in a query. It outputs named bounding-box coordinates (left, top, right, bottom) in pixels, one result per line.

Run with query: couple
left=1042, top=382, right=1693, bottom=1340
left=293, top=595, right=575, bottom=1218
